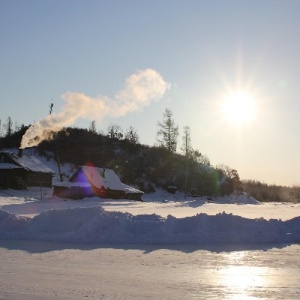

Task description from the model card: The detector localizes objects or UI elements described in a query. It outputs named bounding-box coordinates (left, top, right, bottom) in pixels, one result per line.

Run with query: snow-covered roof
left=123, top=183, right=144, bottom=194
left=0, top=163, right=22, bottom=170
left=77, top=166, right=126, bottom=191
left=0, top=151, right=54, bottom=174
left=56, top=166, right=143, bottom=194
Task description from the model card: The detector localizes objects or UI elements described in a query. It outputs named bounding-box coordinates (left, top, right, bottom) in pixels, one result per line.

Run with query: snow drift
left=0, top=207, right=299, bottom=245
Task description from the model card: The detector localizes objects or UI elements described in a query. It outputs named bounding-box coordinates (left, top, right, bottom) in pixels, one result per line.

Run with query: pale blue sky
left=1, top=0, right=300, bottom=186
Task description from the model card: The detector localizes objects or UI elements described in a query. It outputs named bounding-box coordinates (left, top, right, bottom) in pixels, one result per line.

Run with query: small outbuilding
left=0, top=150, right=54, bottom=189
left=53, top=166, right=144, bottom=201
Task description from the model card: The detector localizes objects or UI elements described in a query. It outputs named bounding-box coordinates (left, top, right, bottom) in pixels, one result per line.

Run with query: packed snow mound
left=212, top=193, right=259, bottom=204
left=0, top=207, right=299, bottom=244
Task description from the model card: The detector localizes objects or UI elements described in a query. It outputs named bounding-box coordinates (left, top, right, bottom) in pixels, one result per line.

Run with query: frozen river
left=0, top=240, right=299, bottom=299
left=1, top=190, right=299, bottom=298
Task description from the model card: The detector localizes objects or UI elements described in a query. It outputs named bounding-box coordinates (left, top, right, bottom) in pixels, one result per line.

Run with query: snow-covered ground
left=0, top=188, right=300, bottom=300
left=0, top=189, right=300, bottom=299
left=1, top=150, right=300, bottom=299
left=0, top=187, right=299, bottom=245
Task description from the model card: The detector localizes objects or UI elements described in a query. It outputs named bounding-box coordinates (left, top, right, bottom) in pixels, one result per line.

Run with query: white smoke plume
left=20, top=69, right=169, bottom=149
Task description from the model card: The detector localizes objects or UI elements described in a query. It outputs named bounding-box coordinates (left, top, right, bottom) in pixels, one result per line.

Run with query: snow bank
left=0, top=207, right=299, bottom=245
left=142, top=191, right=259, bottom=205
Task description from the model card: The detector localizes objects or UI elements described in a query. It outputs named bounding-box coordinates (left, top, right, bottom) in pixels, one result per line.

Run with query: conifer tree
left=156, top=108, right=179, bottom=153
left=89, top=120, right=97, bottom=133
left=4, top=117, right=13, bottom=137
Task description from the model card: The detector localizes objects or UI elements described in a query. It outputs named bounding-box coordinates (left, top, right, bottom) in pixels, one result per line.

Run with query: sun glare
left=222, top=91, right=255, bottom=125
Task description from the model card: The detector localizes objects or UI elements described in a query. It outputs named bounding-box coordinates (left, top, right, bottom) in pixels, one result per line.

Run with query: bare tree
left=107, top=123, right=123, bottom=139
left=181, top=126, right=192, bottom=157
left=125, top=126, right=139, bottom=144
left=181, top=126, right=192, bottom=198
left=156, top=108, right=179, bottom=153
left=49, top=102, right=54, bottom=115
left=217, top=164, right=242, bottom=194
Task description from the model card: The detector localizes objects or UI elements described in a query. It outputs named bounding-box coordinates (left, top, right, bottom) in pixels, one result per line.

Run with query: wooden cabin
left=0, top=150, right=54, bottom=189
left=53, top=166, right=144, bottom=201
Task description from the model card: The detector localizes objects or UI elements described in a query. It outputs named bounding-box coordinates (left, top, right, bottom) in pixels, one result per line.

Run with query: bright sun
left=222, top=91, right=255, bottom=125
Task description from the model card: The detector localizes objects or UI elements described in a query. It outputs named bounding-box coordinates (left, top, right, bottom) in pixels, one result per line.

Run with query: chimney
left=18, top=148, right=23, bottom=157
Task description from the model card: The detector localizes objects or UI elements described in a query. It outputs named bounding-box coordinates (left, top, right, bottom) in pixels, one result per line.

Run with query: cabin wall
left=0, top=169, right=26, bottom=189
left=0, top=169, right=52, bottom=189
left=26, top=172, right=53, bottom=187
left=0, top=152, right=54, bottom=189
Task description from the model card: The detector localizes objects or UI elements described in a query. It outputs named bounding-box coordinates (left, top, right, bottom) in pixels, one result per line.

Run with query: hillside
left=0, top=126, right=241, bottom=196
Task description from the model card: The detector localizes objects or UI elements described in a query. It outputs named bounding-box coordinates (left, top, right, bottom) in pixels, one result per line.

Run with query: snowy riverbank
left=0, top=188, right=299, bottom=245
